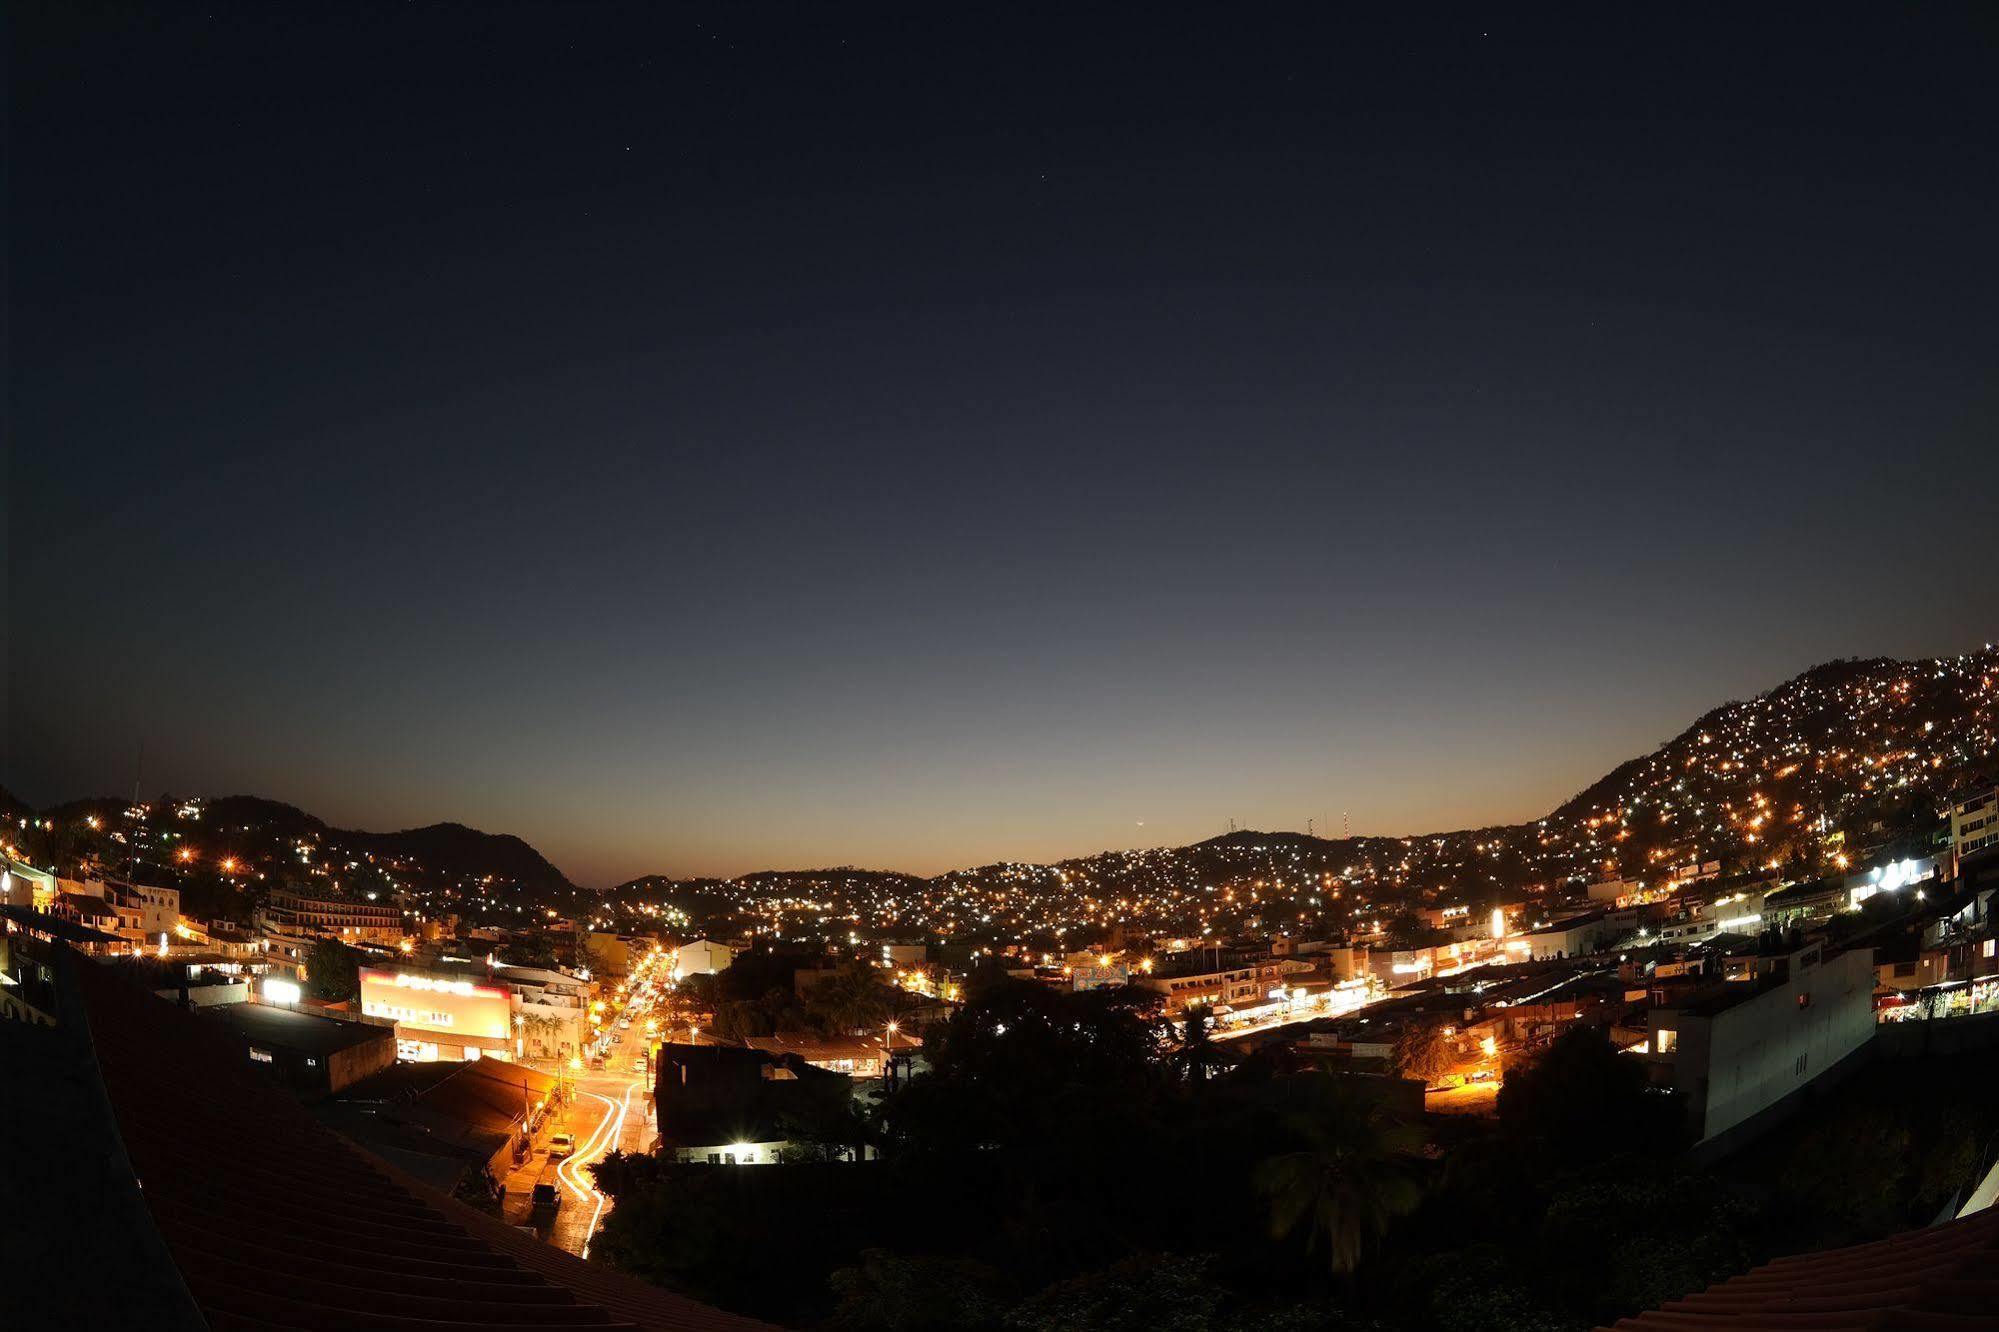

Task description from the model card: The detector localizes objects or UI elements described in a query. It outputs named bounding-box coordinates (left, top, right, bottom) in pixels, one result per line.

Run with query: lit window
left=1655, top=1029, right=1677, bottom=1053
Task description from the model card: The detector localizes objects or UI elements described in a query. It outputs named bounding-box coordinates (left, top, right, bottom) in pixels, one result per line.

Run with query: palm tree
left=1254, top=1082, right=1425, bottom=1276
left=1176, top=1004, right=1230, bottom=1084
left=808, top=962, right=892, bottom=1035
left=520, top=1011, right=561, bottom=1058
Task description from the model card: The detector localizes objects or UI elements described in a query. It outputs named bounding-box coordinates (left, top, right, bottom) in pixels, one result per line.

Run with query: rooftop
left=0, top=902, right=123, bottom=945
left=198, top=1000, right=396, bottom=1056
left=1602, top=1204, right=1999, bottom=1331
left=58, top=949, right=774, bottom=1331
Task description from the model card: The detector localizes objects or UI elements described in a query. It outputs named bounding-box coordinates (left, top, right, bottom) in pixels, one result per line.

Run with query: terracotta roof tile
left=1600, top=1206, right=1999, bottom=1332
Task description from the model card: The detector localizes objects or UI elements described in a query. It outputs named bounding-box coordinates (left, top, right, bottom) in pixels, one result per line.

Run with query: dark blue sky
left=9, top=4, right=1997, bottom=884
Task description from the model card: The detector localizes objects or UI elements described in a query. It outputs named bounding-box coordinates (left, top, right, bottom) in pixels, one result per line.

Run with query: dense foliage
left=593, top=987, right=1999, bottom=1329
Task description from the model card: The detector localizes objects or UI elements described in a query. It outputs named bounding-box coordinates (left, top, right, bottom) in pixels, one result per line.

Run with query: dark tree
left=1497, top=1025, right=1681, bottom=1161
left=302, top=937, right=361, bottom=1002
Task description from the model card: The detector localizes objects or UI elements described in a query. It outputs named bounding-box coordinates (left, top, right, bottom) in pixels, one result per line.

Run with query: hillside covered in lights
left=1, top=793, right=575, bottom=928
left=8, top=646, right=1995, bottom=945
left=604, top=646, right=1999, bottom=945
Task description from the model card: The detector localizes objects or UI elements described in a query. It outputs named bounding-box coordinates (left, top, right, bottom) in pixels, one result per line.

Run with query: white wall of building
left=674, top=939, right=734, bottom=978
left=1692, top=947, right=1875, bottom=1143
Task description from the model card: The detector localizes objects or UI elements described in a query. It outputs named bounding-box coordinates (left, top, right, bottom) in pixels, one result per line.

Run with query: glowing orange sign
left=359, top=967, right=511, bottom=1040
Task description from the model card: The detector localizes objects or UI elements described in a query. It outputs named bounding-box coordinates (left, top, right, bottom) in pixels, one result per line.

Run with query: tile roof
left=1600, top=1206, right=1999, bottom=1331
left=70, top=955, right=776, bottom=1331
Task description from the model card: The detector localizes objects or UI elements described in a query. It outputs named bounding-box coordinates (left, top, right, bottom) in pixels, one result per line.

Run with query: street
left=501, top=956, right=667, bottom=1257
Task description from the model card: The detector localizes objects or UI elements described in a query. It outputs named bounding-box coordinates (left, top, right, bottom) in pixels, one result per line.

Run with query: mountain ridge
left=12, top=646, right=1995, bottom=940
left=600, top=645, right=1997, bottom=940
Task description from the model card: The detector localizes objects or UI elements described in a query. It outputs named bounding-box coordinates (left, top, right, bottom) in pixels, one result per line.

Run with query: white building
left=1524, top=911, right=1617, bottom=961
left=491, top=963, right=590, bottom=1061
left=3, top=859, right=59, bottom=911
left=674, top=939, right=734, bottom=978
left=1645, top=942, right=1875, bottom=1146
left=56, top=877, right=181, bottom=944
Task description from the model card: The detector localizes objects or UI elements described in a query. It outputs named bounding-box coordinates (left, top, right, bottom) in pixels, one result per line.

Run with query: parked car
left=530, top=1182, right=562, bottom=1220
left=548, top=1131, right=576, bottom=1159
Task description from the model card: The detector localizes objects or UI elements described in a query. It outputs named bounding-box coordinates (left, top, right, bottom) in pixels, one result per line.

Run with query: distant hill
left=194, top=797, right=572, bottom=893
left=15, top=644, right=1996, bottom=943
left=4, top=791, right=575, bottom=924
left=350, top=821, right=572, bottom=894
left=602, top=644, right=1999, bottom=943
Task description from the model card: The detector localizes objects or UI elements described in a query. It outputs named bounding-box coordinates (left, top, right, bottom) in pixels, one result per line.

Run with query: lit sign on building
left=390, top=972, right=480, bottom=996
left=359, top=968, right=511, bottom=1044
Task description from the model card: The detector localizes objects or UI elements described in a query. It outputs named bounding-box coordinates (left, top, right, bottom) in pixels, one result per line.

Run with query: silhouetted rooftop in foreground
left=53, top=951, right=775, bottom=1331
left=1602, top=1203, right=1999, bottom=1331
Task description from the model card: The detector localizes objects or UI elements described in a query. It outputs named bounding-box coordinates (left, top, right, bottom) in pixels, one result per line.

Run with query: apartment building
left=1137, top=951, right=1312, bottom=1020
left=1952, top=786, right=1999, bottom=873
left=1644, top=940, right=1875, bottom=1147
left=255, top=889, right=404, bottom=948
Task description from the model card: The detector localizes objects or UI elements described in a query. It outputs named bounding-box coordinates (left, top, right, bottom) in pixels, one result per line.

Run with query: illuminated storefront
left=358, top=967, right=514, bottom=1062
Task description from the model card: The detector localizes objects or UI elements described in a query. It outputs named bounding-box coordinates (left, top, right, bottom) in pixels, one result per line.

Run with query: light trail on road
left=557, top=1090, right=618, bottom=1200
left=554, top=1081, right=637, bottom=1259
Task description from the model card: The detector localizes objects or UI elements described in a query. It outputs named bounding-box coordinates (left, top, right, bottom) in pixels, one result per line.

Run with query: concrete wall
left=1876, top=1008, right=1999, bottom=1057
left=327, top=1031, right=398, bottom=1093
left=1698, top=948, right=1875, bottom=1143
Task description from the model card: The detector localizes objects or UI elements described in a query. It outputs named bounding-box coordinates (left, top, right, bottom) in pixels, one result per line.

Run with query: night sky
left=9, top=5, right=1997, bottom=885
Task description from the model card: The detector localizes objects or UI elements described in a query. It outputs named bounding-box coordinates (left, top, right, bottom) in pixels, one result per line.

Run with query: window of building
left=1655, top=1028, right=1677, bottom=1052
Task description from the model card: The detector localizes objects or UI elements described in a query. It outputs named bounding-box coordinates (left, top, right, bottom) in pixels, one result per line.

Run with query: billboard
left=359, top=968, right=511, bottom=1041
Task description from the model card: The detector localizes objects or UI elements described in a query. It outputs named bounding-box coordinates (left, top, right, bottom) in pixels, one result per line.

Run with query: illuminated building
left=53, top=876, right=180, bottom=945
left=582, top=929, right=635, bottom=978
left=1950, top=785, right=1999, bottom=874
left=358, top=966, right=514, bottom=1062
left=1138, top=951, right=1312, bottom=1020
left=256, top=888, right=404, bottom=948
left=488, top=962, right=589, bottom=1061
left=2, top=858, right=59, bottom=912
left=2, top=905, right=127, bottom=1022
